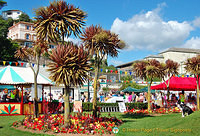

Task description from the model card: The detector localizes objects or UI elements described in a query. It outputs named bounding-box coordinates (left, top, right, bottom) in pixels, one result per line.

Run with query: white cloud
left=181, top=37, right=200, bottom=49
left=193, top=17, right=200, bottom=28
left=64, top=37, right=81, bottom=45
left=110, top=60, right=124, bottom=66
left=111, top=3, right=194, bottom=51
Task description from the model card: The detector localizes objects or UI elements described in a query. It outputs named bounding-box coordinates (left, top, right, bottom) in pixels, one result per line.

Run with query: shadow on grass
left=0, top=126, right=3, bottom=129
left=121, top=113, right=154, bottom=119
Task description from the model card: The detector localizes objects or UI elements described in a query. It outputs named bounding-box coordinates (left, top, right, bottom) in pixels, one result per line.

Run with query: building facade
left=117, top=47, right=200, bottom=76
left=8, top=21, right=36, bottom=47
left=2, top=10, right=23, bottom=20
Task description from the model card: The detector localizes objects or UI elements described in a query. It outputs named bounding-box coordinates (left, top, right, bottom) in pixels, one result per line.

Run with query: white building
left=144, top=47, right=200, bottom=74
left=8, top=21, right=36, bottom=47
left=2, top=10, right=23, bottom=20
left=117, top=47, right=200, bottom=78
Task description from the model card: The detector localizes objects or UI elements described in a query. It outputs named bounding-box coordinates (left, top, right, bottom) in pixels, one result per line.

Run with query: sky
left=2, top=0, right=200, bottom=66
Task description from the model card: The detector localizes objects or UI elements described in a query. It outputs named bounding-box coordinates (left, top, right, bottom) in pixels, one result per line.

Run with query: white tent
left=0, top=66, right=53, bottom=85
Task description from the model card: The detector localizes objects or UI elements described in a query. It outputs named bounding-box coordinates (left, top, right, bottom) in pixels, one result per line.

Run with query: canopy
left=0, top=85, right=15, bottom=90
left=151, top=77, right=197, bottom=91
left=0, top=66, right=53, bottom=85
left=138, top=87, right=158, bottom=93
left=122, top=86, right=139, bottom=92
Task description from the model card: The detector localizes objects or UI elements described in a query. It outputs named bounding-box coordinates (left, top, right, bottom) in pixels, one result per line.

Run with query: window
left=26, top=25, right=30, bottom=30
left=49, top=45, right=55, bottom=49
left=26, top=34, right=30, bottom=40
left=7, top=12, right=12, bottom=15
left=17, top=12, right=20, bottom=14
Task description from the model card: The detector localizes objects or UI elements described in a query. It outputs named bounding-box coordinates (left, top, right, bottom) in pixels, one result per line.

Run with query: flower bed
left=124, top=107, right=182, bottom=115
left=13, top=113, right=122, bottom=135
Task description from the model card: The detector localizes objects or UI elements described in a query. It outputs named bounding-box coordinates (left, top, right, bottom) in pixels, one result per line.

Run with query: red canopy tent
left=151, top=77, right=198, bottom=91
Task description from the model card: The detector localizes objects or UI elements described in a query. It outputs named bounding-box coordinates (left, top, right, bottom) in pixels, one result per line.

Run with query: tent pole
left=42, top=85, right=44, bottom=113
left=21, top=85, right=24, bottom=115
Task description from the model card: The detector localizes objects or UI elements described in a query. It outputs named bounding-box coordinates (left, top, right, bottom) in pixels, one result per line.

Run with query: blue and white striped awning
left=0, top=66, right=53, bottom=85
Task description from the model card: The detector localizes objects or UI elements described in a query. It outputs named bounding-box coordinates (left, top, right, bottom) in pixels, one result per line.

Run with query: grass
left=0, top=111, right=200, bottom=136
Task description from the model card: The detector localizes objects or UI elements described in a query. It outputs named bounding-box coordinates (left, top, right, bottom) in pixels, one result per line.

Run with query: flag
left=32, top=63, right=35, bottom=67
left=3, top=61, right=6, bottom=65
left=100, top=69, right=103, bottom=72
left=21, top=63, right=24, bottom=66
left=15, top=62, right=18, bottom=66
left=9, top=62, right=12, bottom=65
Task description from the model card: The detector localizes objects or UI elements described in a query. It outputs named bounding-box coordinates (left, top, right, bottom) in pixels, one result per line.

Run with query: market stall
left=0, top=66, right=53, bottom=115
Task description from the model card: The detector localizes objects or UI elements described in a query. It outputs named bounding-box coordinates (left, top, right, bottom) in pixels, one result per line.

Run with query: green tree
left=34, top=0, right=86, bottom=43
left=0, top=0, right=6, bottom=10
left=133, top=59, right=161, bottom=112
left=81, top=25, right=124, bottom=117
left=15, top=40, right=48, bottom=117
left=18, top=13, right=31, bottom=22
left=48, top=43, right=90, bottom=126
left=0, top=37, right=19, bottom=61
left=185, top=55, right=200, bottom=110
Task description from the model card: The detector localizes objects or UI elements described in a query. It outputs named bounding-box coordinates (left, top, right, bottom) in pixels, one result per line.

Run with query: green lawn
left=0, top=111, right=200, bottom=136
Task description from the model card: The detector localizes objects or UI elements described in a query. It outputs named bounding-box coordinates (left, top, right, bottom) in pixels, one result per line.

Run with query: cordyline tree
left=15, top=40, right=48, bottom=117
left=133, top=59, right=161, bottom=111
left=161, top=59, right=179, bottom=100
left=81, top=25, right=125, bottom=117
left=185, top=55, right=200, bottom=110
left=0, top=0, right=6, bottom=10
left=34, top=0, right=86, bottom=44
left=48, top=42, right=91, bottom=126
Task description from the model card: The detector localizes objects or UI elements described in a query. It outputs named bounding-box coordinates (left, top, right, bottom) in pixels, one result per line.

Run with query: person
left=132, top=92, right=136, bottom=103
left=8, top=90, right=17, bottom=102
left=23, top=92, right=29, bottom=103
left=99, top=93, right=104, bottom=102
left=128, top=92, right=132, bottom=103
left=2, top=88, right=9, bottom=102
left=139, top=93, right=144, bottom=103
left=44, top=92, right=47, bottom=101
left=179, top=92, right=185, bottom=104
left=157, top=92, right=163, bottom=107
left=81, top=94, right=85, bottom=102
left=0, top=90, right=4, bottom=102
left=15, top=89, right=21, bottom=102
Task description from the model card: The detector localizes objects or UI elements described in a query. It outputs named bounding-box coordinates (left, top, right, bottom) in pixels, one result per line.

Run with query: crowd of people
left=96, top=90, right=197, bottom=108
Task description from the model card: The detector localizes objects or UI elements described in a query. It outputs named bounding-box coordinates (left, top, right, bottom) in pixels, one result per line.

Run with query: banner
left=73, top=101, right=82, bottom=112
left=118, top=102, right=126, bottom=112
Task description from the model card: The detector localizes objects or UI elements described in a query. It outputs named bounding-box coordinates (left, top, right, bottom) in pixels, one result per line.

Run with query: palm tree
left=15, top=40, right=48, bottom=117
left=0, top=0, right=6, bottom=10
left=81, top=25, right=124, bottom=117
left=48, top=42, right=90, bottom=126
left=161, top=59, right=179, bottom=100
left=185, top=55, right=200, bottom=110
left=34, top=0, right=86, bottom=43
left=133, top=59, right=161, bottom=111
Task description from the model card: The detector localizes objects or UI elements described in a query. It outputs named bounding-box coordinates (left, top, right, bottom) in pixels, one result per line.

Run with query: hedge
left=69, top=102, right=147, bottom=111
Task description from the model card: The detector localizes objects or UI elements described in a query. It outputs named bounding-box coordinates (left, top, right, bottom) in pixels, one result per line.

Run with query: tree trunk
left=64, top=84, right=70, bottom=127
left=92, top=65, right=99, bottom=117
left=147, top=83, right=151, bottom=112
left=197, top=76, right=200, bottom=111
left=34, top=73, right=39, bottom=117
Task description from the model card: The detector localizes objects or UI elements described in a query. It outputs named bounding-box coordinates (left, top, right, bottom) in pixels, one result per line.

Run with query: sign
left=118, top=102, right=126, bottom=113
left=73, top=101, right=82, bottom=112
left=112, top=127, right=119, bottom=134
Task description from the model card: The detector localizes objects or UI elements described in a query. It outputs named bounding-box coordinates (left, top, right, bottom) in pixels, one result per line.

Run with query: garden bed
left=12, top=113, right=122, bottom=135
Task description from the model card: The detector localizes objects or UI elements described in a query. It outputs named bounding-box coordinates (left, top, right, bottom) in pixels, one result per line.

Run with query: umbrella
left=0, top=66, right=53, bottom=85
left=122, top=86, right=139, bottom=92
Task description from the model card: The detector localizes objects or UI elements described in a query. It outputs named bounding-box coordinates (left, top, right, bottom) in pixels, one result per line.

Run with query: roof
left=160, top=47, right=200, bottom=54
left=8, top=21, right=34, bottom=30
left=2, top=10, right=22, bottom=12
left=144, top=54, right=164, bottom=59
left=0, top=66, right=53, bottom=85
left=115, top=60, right=140, bottom=68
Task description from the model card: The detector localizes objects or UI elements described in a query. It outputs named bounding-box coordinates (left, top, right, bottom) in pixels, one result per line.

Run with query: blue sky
left=2, top=0, right=200, bottom=66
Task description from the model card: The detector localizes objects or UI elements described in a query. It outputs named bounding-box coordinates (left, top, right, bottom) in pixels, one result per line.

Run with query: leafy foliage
left=48, top=42, right=91, bottom=87
left=0, top=0, right=6, bottom=10
left=185, top=55, right=200, bottom=75
left=34, top=0, right=87, bottom=43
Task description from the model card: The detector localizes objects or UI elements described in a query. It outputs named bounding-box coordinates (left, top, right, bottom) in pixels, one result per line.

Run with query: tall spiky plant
left=133, top=59, right=161, bottom=111
left=15, top=40, right=48, bottom=117
left=161, top=59, right=179, bottom=100
left=34, top=0, right=87, bottom=43
left=48, top=42, right=91, bottom=126
left=81, top=25, right=124, bottom=117
left=185, top=55, right=200, bottom=110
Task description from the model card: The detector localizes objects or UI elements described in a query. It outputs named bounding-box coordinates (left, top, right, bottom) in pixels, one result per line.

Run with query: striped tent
left=0, top=66, right=53, bottom=85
